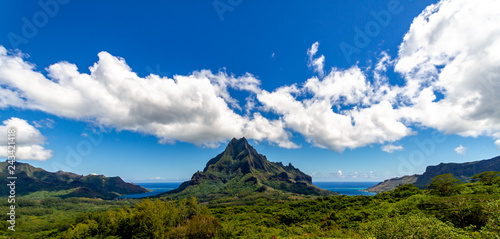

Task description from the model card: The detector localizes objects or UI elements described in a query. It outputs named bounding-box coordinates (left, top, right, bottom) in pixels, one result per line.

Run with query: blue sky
left=1, top=0, right=499, bottom=182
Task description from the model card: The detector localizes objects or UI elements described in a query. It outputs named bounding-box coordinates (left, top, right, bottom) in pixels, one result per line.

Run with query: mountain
left=0, top=161, right=148, bottom=200
left=364, top=175, right=418, bottom=193
left=160, top=137, right=337, bottom=202
left=366, top=155, right=500, bottom=193
left=414, top=155, right=500, bottom=188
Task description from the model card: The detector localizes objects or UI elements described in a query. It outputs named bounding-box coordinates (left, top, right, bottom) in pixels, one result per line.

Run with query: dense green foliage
left=472, top=171, right=500, bottom=185
left=61, top=197, right=218, bottom=239
left=428, top=173, right=462, bottom=196
left=0, top=197, right=136, bottom=238
left=2, top=172, right=500, bottom=238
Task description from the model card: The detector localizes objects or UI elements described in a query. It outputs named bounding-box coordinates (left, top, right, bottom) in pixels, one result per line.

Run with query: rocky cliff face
left=414, top=156, right=500, bottom=188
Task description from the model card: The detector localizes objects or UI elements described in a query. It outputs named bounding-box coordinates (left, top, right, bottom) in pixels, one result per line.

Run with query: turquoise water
left=118, top=183, right=181, bottom=199
left=313, top=182, right=378, bottom=196
left=118, top=181, right=379, bottom=199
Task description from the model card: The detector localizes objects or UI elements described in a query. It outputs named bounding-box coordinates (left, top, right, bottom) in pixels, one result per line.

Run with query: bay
left=313, top=182, right=378, bottom=196
left=118, top=181, right=379, bottom=199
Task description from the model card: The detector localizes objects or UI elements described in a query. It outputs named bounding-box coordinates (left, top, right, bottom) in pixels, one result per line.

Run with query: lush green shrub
left=60, top=197, right=215, bottom=239
left=63, top=219, right=99, bottom=239
left=457, top=183, right=475, bottom=195
left=471, top=171, right=500, bottom=185
left=480, top=199, right=500, bottom=235
left=393, top=194, right=432, bottom=215
left=361, top=214, right=470, bottom=239
left=428, top=174, right=462, bottom=196
left=166, top=215, right=221, bottom=239
left=423, top=196, right=489, bottom=229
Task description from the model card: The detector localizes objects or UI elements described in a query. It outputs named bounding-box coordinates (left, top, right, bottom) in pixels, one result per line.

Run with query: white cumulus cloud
left=0, top=117, right=53, bottom=160
left=307, top=42, right=325, bottom=78
left=395, top=0, right=500, bottom=145
left=0, top=0, right=499, bottom=153
left=258, top=66, right=411, bottom=152
left=454, top=145, right=466, bottom=155
left=0, top=48, right=295, bottom=148
left=381, top=144, right=404, bottom=153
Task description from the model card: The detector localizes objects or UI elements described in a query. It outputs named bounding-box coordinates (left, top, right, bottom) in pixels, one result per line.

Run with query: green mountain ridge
left=0, top=161, right=148, bottom=199
left=160, top=137, right=337, bottom=202
left=364, top=175, right=419, bottom=193
left=366, top=155, right=500, bottom=193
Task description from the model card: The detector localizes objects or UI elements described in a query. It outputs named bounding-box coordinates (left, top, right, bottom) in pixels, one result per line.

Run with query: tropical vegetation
left=1, top=172, right=499, bottom=238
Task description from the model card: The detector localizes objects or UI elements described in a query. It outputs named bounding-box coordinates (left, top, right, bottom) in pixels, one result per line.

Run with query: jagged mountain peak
left=203, top=137, right=269, bottom=173
left=225, top=137, right=258, bottom=158
left=163, top=138, right=336, bottom=201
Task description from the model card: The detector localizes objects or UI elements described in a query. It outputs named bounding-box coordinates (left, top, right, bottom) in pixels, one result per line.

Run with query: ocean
left=313, top=182, right=378, bottom=196
left=118, top=181, right=379, bottom=199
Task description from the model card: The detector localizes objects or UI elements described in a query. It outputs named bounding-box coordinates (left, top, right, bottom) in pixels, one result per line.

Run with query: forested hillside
left=0, top=161, right=148, bottom=200
left=2, top=172, right=500, bottom=238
